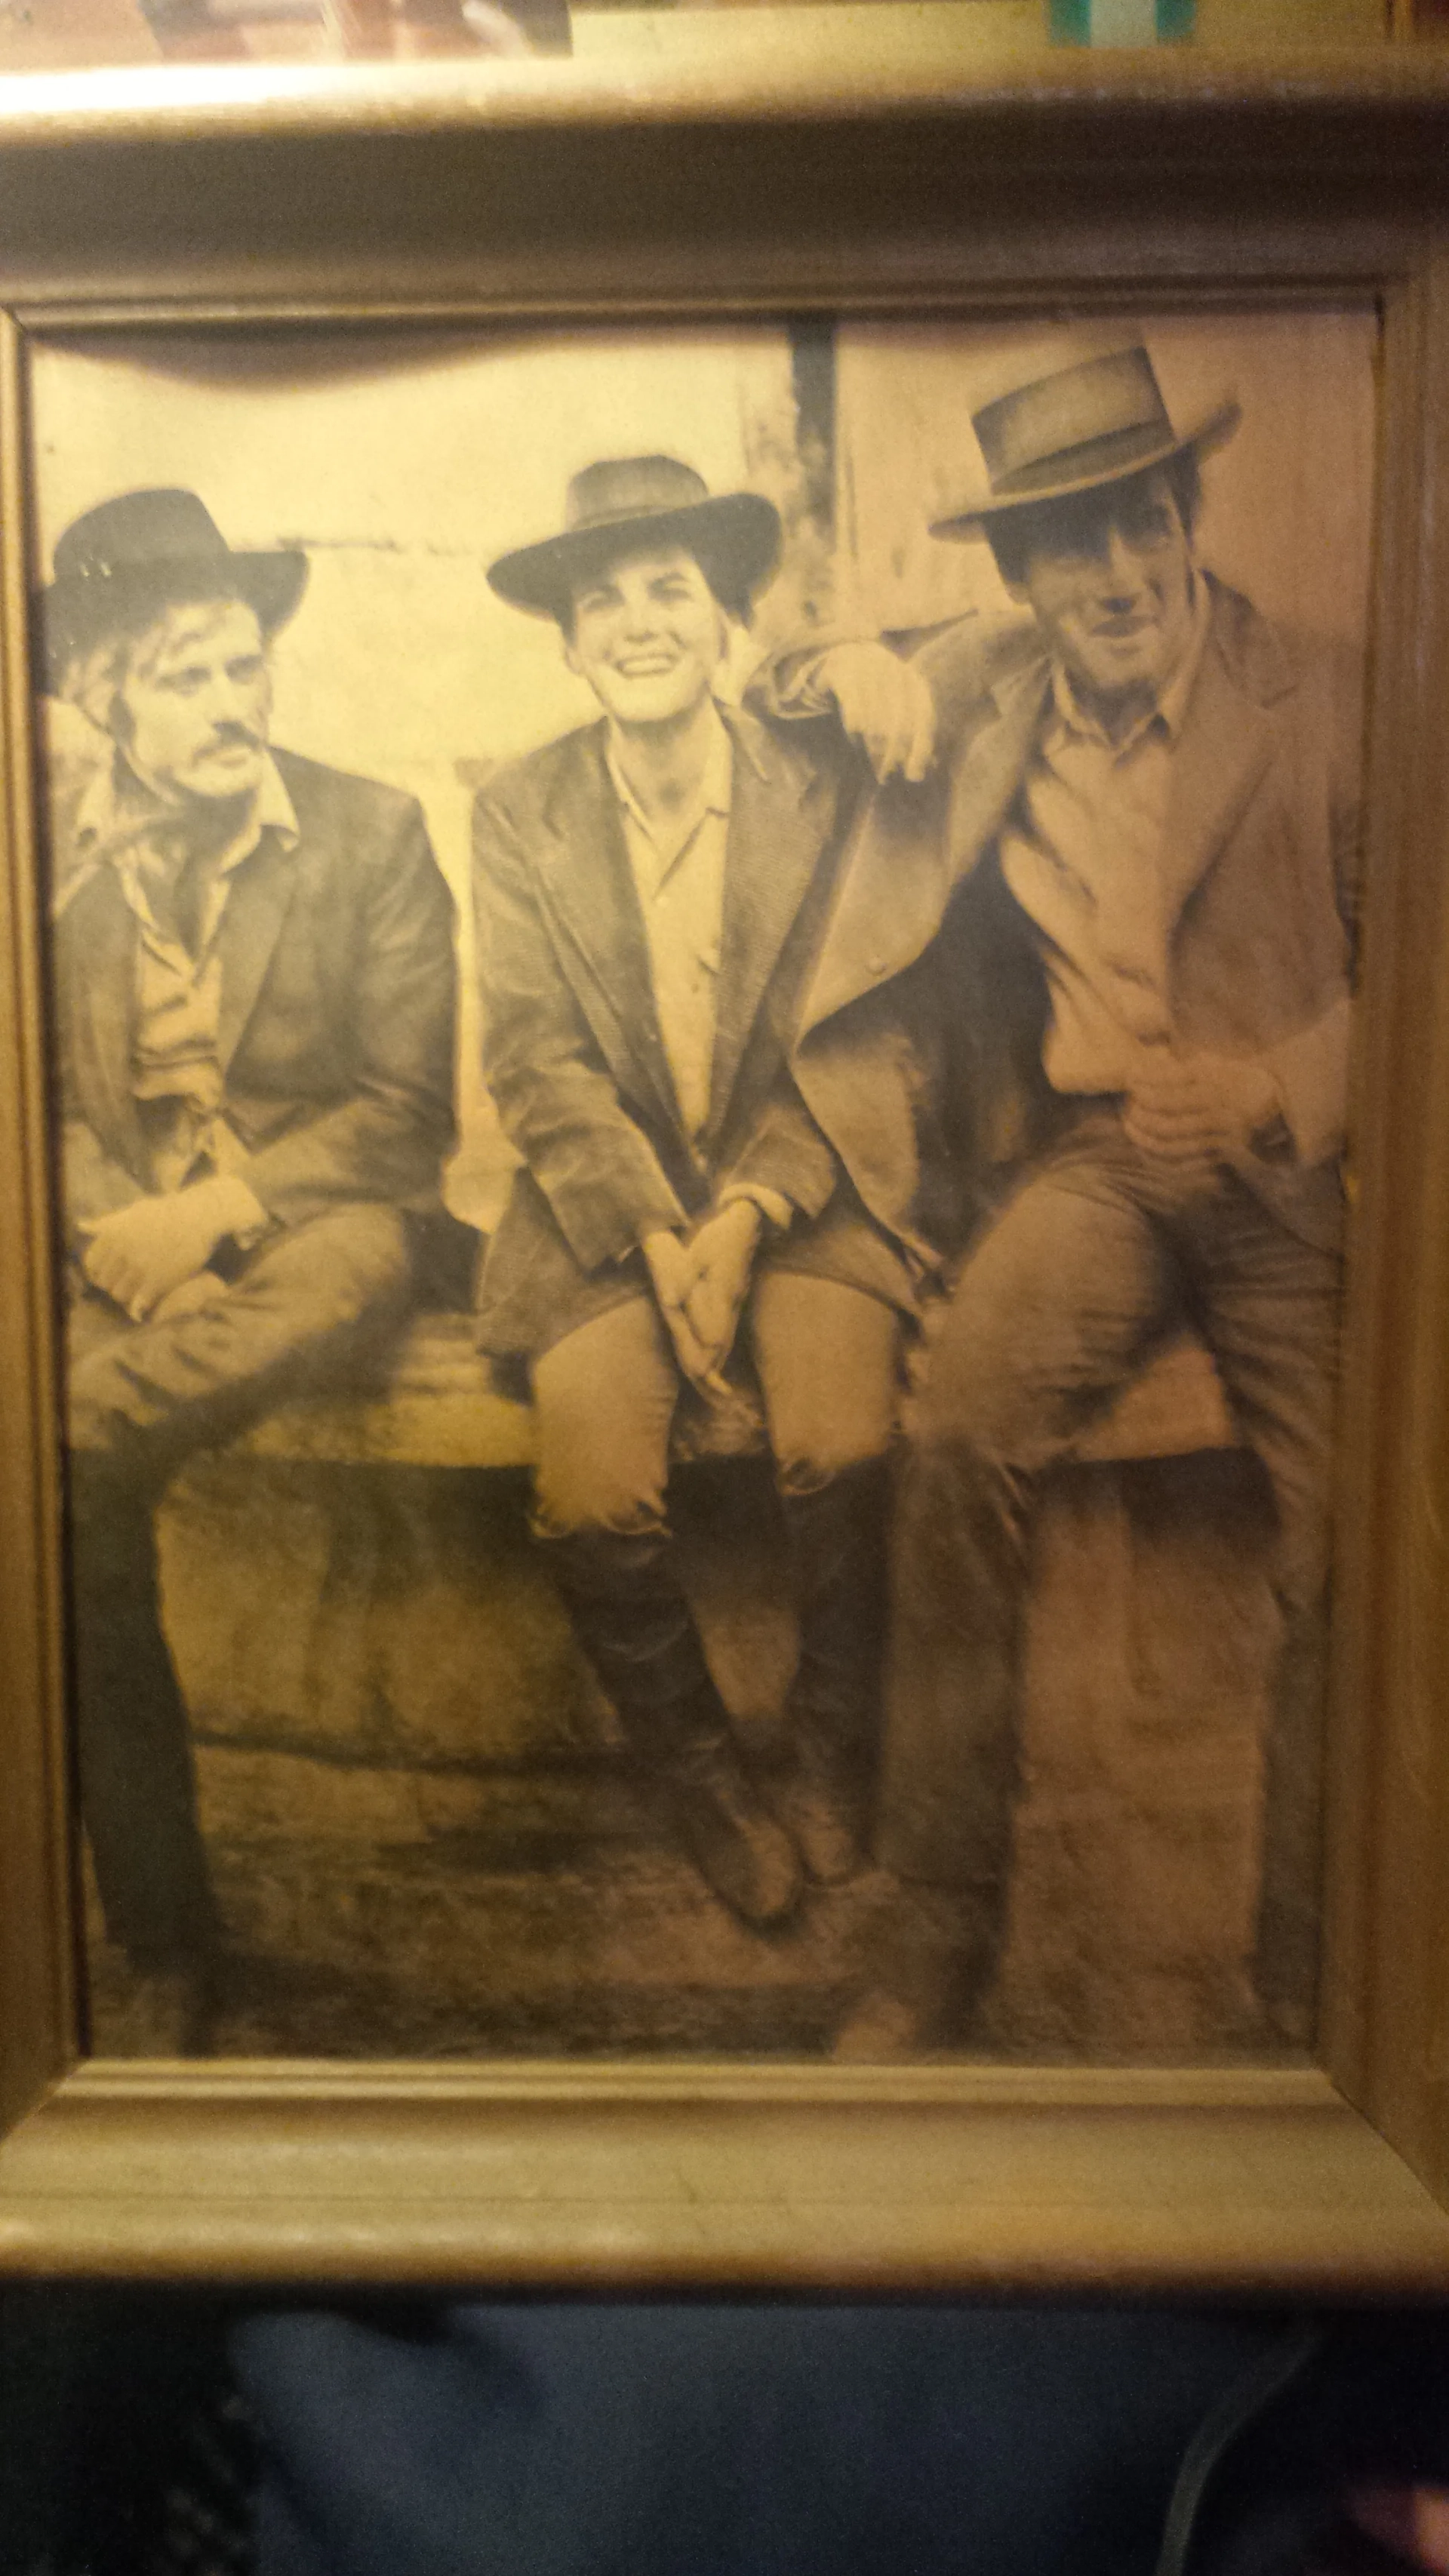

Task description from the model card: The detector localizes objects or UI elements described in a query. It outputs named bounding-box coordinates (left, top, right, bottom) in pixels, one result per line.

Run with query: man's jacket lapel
left=216, top=833, right=301, bottom=1073
left=64, top=865, right=148, bottom=1180
left=531, top=725, right=685, bottom=1137
left=704, top=707, right=831, bottom=1143
left=1159, top=606, right=1277, bottom=936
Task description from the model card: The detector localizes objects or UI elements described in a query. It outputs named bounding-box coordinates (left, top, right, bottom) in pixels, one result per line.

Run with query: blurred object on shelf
left=0, top=0, right=565, bottom=69
left=0, top=0, right=1407, bottom=132
left=568, top=0, right=1386, bottom=61
left=143, top=0, right=568, bottom=58
left=1048, top=0, right=1193, bottom=39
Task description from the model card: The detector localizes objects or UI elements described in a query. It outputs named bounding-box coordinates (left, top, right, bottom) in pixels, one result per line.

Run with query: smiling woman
left=563, top=549, right=731, bottom=734
left=473, top=447, right=907, bottom=1936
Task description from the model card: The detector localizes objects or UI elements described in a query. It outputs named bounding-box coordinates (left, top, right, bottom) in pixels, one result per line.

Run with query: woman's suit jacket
left=472, top=703, right=914, bottom=1362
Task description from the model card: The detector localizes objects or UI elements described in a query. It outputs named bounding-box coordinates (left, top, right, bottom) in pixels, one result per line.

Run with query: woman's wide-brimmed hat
left=488, top=455, right=782, bottom=620
left=930, top=345, right=1241, bottom=541
left=38, top=487, right=309, bottom=691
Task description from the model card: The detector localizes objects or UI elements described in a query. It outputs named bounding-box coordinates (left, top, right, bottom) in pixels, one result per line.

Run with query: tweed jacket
left=787, top=575, right=1362, bottom=1263
left=51, top=744, right=458, bottom=1247
left=472, top=701, right=909, bottom=1362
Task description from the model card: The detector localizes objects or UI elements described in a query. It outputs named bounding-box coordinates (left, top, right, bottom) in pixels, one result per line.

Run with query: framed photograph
left=2, top=49, right=1449, bottom=2287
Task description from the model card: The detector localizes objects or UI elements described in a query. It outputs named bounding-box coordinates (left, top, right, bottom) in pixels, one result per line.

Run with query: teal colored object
left=1048, top=0, right=1194, bottom=39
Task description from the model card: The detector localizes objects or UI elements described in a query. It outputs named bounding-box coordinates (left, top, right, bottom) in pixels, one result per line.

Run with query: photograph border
left=2, top=50, right=1449, bottom=2287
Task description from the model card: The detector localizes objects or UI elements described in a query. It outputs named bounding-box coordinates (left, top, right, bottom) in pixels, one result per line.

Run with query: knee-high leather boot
left=537, top=1525, right=801, bottom=1929
left=773, top=1455, right=891, bottom=1885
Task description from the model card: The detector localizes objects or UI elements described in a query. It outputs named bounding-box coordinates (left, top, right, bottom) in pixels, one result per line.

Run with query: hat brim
left=928, top=396, right=1242, bottom=543
left=38, top=547, right=309, bottom=694
left=488, top=491, right=782, bottom=619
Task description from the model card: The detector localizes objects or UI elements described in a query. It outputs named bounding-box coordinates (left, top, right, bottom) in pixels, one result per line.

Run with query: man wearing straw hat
left=771, top=341, right=1361, bottom=2049
left=475, top=455, right=919, bottom=1934
left=43, top=487, right=457, bottom=2046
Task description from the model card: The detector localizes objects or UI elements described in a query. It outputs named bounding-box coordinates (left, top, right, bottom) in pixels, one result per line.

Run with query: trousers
left=531, top=1267, right=901, bottom=1537
left=878, top=1118, right=1342, bottom=2035
left=66, top=1201, right=418, bottom=1965
left=529, top=1270, right=902, bottom=1786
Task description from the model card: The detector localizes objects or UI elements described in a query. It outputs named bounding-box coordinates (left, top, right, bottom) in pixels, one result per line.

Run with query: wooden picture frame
left=3, top=42, right=1449, bottom=2289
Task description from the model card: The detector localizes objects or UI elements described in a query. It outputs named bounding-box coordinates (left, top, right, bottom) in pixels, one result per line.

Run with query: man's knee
left=915, top=1275, right=1056, bottom=1465
left=66, top=1205, right=417, bottom=1464
left=261, top=1204, right=416, bottom=1324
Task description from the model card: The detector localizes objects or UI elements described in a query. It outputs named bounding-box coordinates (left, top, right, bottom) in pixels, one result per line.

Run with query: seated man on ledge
left=45, top=487, right=457, bottom=2048
left=770, top=341, right=1360, bottom=2052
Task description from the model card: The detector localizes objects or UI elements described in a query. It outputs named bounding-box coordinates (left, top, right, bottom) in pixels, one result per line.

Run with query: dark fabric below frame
left=0, top=2284, right=252, bottom=2576
left=11, top=2293, right=1449, bottom=2576
left=232, top=2302, right=1284, bottom=2576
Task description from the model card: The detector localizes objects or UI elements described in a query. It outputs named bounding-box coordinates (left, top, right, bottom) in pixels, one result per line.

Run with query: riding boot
left=537, top=1524, right=801, bottom=1929
left=66, top=1456, right=223, bottom=1979
left=773, top=1457, right=891, bottom=1885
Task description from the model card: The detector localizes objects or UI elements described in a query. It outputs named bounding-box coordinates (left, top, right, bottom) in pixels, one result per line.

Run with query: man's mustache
left=201, top=721, right=263, bottom=751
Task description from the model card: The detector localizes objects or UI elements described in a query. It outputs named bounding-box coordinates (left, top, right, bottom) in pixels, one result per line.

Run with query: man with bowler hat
left=45, top=487, right=457, bottom=2046
left=475, top=456, right=919, bottom=1932
left=768, top=341, right=1361, bottom=2048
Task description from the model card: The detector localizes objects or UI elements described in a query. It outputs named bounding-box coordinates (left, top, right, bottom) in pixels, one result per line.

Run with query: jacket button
left=867, top=956, right=891, bottom=977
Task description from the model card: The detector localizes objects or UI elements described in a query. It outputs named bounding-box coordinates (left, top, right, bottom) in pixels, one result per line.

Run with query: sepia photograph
left=27, top=309, right=1375, bottom=2067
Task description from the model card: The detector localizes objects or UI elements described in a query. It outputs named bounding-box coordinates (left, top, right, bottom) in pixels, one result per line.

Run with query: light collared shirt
left=606, top=708, right=733, bottom=1150
left=997, top=578, right=1214, bottom=1106
left=73, top=750, right=298, bottom=1197
left=606, top=707, right=792, bottom=1234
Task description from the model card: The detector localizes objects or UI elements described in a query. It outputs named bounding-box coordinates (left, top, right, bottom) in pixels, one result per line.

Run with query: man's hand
left=641, top=1229, right=717, bottom=1387
left=680, top=1201, right=764, bottom=1382
left=149, top=1272, right=228, bottom=1326
left=812, top=642, right=936, bottom=784
left=82, top=1176, right=263, bottom=1322
left=1124, top=1049, right=1284, bottom=1168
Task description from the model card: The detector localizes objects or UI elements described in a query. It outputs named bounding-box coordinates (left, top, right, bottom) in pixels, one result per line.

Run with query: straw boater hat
left=38, top=488, right=309, bottom=691
left=488, top=455, right=782, bottom=621
left=930, top=344, right=1241, bottom=542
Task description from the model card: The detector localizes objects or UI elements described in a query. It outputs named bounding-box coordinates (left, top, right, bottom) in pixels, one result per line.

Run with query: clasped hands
left=642, top=1200, right=764, bottom=1395
left=80, top=1174, right=265, bottom=1324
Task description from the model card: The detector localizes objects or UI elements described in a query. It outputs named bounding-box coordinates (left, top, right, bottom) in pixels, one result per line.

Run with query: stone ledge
left=234, top=1311, right=1239, bottom=1470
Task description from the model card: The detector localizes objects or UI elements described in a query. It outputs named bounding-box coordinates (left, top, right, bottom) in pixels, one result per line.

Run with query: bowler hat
left=930, top=345, right=1241, bottom=540
left=38, top=488, right=309, bottom=691
left=487, top=456, right=782, bottom=620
